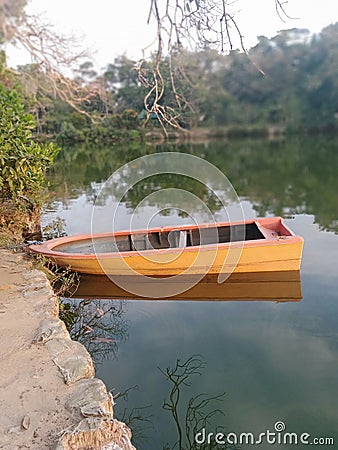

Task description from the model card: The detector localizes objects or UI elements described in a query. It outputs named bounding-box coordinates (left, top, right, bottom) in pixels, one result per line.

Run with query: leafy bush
left=120, top=109, right=139, bottom=129
left=58, top=121, right=85, bottom=144
left=0, top=83, right=59, bottom=205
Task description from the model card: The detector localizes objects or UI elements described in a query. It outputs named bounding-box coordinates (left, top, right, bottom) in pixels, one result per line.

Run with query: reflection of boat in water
left=70, top=271, right=302, bottom=302
left=29, top=217, right=303, bottom=276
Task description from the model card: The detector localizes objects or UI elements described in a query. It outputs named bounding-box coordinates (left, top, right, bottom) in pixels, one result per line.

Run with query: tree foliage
left=0, top=83, right=59, bottom=204
left=30, top=23, right=338, bottom=143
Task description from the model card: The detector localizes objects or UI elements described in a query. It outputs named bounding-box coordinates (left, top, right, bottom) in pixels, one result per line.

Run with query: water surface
left=47, top=136, right=338, bottom=449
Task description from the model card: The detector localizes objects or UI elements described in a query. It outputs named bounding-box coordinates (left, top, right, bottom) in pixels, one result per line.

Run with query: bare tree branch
left=1, top=0, right=294, bottom=131
left=3, top=9, right=103, bottom=119
left=275, top=0, right=298, bottom=22
left=137, top=0, right=286, bottom=131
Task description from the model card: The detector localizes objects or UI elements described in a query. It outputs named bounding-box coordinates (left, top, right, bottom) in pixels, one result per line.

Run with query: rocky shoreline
left=0, top=249, right=135, bottom=450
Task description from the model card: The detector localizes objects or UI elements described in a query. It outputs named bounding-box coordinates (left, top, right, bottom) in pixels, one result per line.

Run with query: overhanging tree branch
left=136, top=0, right=293, bottom=131
left=2, top=8, right=103, bottom=119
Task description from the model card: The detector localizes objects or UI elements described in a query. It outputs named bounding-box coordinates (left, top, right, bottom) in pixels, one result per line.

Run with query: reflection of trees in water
left=114, top=385, right=154, bottom=446
left=119, top=175, right=223, bottom=217
left=48, top=136, right=338, bottom=233
left=113, top=355, right=235, bottom=450
left=58, top=294, right=233, bottom=449
left=49, top=146, right=225, bottom=215
left=160, top=355, right=235, bottom=450
left=59, top=298, right=128, bottom=363
left=60, top=296, right=154, bottom=443
left=48, top=144, right=156, bottom=201
left=199, top=137, right=338, bottom=234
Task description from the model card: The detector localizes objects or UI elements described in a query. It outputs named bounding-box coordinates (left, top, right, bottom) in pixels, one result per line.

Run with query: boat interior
left=55, top=222, right=272, bottom=254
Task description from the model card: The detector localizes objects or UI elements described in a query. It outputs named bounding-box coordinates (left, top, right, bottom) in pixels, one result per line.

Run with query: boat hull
left=38, top=239, right=302, bottom=275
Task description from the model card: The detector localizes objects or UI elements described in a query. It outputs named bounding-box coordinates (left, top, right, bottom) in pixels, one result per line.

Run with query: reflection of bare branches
left=160, top=355, right=233, bottom=450
left=114, top=384, right=139, bottom=402
left=120, top=404, right=154, bottom=445
left=185, top=392, right=227, bottom=449
left=160, top=356, right=206, bottom=449
left=59, top=298, right=129, bottom=364
left=113, top=385, right=154, bottom=445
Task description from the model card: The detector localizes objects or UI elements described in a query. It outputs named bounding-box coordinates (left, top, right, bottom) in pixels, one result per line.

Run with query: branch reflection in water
left=113, top=385, right=153, bottom=446
left=159, top=355, right=238, bottom=450
left=59, top=298, right=129, bottom=364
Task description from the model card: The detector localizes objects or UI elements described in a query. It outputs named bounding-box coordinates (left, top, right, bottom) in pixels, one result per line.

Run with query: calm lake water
left=46, top=136, right=338, bottom=449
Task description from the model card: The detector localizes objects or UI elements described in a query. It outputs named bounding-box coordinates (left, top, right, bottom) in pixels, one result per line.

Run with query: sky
left=6, top=0, right=338, bottom=70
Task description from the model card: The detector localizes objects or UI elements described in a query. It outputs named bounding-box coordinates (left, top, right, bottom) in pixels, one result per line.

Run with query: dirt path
left=0, top=249, right=135, bottom=450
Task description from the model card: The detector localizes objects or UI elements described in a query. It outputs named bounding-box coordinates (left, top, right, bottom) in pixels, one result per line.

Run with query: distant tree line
left=13, top=23, right=337, bottom=144
left=3, top=0, right=337, bottom=239
left=3, top=18, right=338, bottom=146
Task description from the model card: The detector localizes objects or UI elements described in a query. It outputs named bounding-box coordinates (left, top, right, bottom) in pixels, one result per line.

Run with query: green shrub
left=58, top=121, right=85, bottom=144
left=120, top=109, right=139, bottom=130
left=0, top=83, right=59, bottom=205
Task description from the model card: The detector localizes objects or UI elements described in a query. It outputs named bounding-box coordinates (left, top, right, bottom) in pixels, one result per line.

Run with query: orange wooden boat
left=29, top=217, right=303, bottom=276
